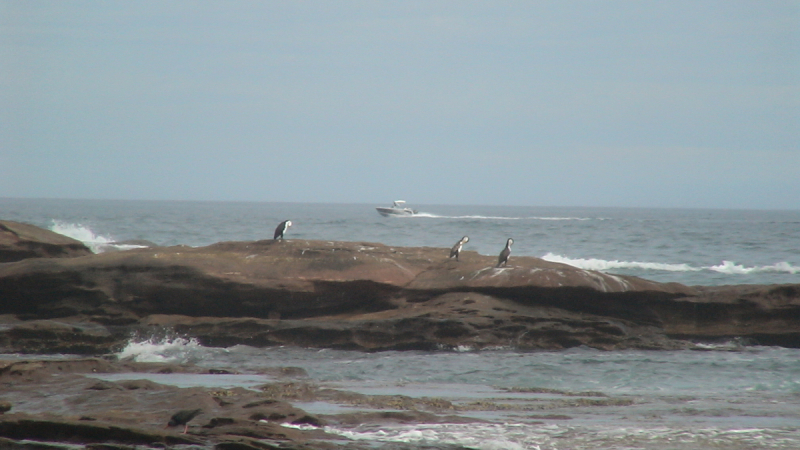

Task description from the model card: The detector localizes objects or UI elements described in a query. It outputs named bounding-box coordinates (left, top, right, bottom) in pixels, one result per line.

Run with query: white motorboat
left=375, top=200, right=418, bottom=217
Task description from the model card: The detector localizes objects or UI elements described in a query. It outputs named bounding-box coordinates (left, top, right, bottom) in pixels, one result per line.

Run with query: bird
left=497, top=238, right=513, bottom=267
left=273, top=220, right=292, bottom=240
left=166, top=408, right=203, bottom=434
left=449, top=236, right=469, bottom=261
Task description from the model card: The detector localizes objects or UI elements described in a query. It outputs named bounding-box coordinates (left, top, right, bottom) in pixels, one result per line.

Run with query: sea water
left=2, top=198, right=800, bottom=449
left=104, top=341, right=800, bottom=449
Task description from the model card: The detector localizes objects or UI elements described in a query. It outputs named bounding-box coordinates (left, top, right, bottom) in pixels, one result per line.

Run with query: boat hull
left=376, top=207, right=416, bottom=217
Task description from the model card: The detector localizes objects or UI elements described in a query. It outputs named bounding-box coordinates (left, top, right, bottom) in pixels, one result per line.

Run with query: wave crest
left=710, top=260, right=799, bottom=275
left=542, top=253, right=799, bottom=275
left=49, top=220, right=146, bottom=253
left=542, top=253, right=697, bottom=272
left=116, top=333, right=204, bottom=363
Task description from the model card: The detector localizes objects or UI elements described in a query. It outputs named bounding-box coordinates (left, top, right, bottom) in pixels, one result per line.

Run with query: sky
left=1, top=1, right=798, bottom=209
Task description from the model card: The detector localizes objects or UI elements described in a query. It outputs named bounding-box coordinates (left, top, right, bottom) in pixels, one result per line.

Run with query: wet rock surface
left=0, top=356, right=648, bottom=449
left=0, top=357, right=489, bottom=449
left=0, top=234, right=798, bottom=353
left=0, top=358, right=315, bottom=449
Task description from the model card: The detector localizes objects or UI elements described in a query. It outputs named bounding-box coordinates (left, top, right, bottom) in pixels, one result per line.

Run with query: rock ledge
left=1, top=232, right=797, bottom=352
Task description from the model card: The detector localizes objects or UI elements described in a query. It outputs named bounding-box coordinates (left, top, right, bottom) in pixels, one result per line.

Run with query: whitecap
left=710, top=260, right=799, bottom=275
left=290, top=423, right=530, bottom=450
left=542, top=253, right=698, bottom=272
left=49, top=220, right=146, bottom=253
left=542, top=253, right=799, bottom=278
left=50, top=220, right=114, bottom=253
left=116, top=335, right=204, bottom=363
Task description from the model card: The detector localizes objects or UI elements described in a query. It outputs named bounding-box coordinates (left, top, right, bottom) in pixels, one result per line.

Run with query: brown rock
left=0, top=358, right=337, bottom=448
left=0, top=317, right=119, bottom=355
left=0, top=232, right=797, bottom=351
left=0, top=417, right=202, bottom=446
left=0, top=220, right=92, bottom=262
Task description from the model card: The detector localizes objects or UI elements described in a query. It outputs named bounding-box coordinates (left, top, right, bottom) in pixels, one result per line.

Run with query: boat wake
left=409, top=213, right=596, bottom=221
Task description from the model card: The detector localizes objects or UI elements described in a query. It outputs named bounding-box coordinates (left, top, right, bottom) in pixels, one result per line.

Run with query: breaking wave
left=49, top=220, right=146, bottom=253
left=286, top=422, right=798, bottom=450
left=542, top=253, right=799, bottom=275
left=116, top=333, right=205, bottom=363
left=542, top=253, right=697, bottom=272
left=287, top=423, right=530, bottom=450
left=708, top=260, right=800, bottom=275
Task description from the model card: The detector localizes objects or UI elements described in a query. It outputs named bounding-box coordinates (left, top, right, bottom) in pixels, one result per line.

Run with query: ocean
left=2, top=197, right=799, bottom=449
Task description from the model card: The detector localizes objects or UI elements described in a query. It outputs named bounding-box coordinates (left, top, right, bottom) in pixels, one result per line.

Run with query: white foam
left=542, top=253, right=698, bottom=272
left=542, top=253, right=799, bottom=276
left=50, top=221, right=113, bottom=253
left=288, top=422, right=800, bottom=449
left=412, top=213, right=595, bottom=221
left=49, top=220, right=146, bottom=253
left=710, top=260, right=800, bottom=275
left=116, top=335, right=204, bottom=363
left=408, top=213, right=522, bottom=220
left=286, top=423, right=531, bottom=450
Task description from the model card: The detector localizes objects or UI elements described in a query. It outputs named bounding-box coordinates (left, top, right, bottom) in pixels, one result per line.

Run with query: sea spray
left=116, top=330, right=205, bottom=363
left=49, top=220, right=117, bottom=253
left=46, top=220, right=152, bottom=253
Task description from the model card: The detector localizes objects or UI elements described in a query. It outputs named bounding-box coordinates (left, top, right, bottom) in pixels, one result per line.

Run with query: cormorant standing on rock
left=166, top=408, right=203, bottom=434
left=449, top=236, right=469, bottom=260
left=497, top=238, right=513, bottom=267
left=274, top=220, right=292, bottom=240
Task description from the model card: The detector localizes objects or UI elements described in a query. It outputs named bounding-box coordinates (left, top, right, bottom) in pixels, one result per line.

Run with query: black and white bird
left=166, top=408, right=203, bottom=434
left=449, top=236, right=469, bottom=261
left=273, top=220, right=292, bottom=240
left=497, top=238, right=513, bottom=267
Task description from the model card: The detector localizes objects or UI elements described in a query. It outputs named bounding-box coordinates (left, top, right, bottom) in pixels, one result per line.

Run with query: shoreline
left=1, top=221, right=798, bottom=354
left=2, top=347, right=798, bottom=449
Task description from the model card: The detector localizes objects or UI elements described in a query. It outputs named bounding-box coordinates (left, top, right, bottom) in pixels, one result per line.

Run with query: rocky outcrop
left=1, top=233, right=798, bottom=353
left=0, top=358, right=338, bottom=449
left=655, top=284, right=800, bottom=347
left=0, top=220, right=92, bottom=262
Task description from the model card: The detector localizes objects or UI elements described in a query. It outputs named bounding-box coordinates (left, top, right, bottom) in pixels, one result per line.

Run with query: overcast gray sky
left=2, top=1, right=798, bottom=209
